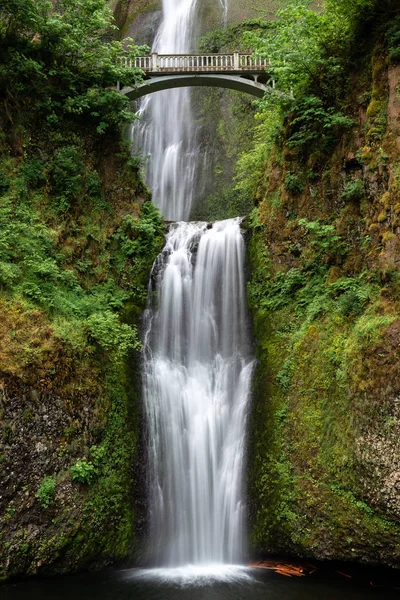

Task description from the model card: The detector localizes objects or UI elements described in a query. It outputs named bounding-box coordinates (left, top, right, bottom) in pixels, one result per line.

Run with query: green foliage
left=328, top=276, right=375, bottom=316
left=86, top=311, right=140, bottom=356
left=298, top=218, right=343, bottom=254
left=0, top=156, right=162, bottom=354
left=51, top=146, right=85, bottom=211
left=0, top=0, right=147, bottom=135
left=237, top=0, right=399, bottom=196
left=287, top=96, right=354, bottom=153
left=71, top=459, right=97, bottom=485
left=248, top=224, right=400, bottom=557
left=340, top=178, right=365, bottom=203
left=244, top=2, right=350, bottom=105
left=37, top=476, right=56, bottom=508
left=235, top=109, right=281, bottom=198
left=277, top=357, right=295, bottom=393
left=387, top=16, right=400, bottom=63
left=284, top=173, right=303, bottom=195
left=115, top=204, right=164, bottom=260
left=248, top=212, right=375, bottom=323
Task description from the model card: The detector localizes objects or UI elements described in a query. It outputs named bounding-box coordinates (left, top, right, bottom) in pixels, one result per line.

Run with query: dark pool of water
left=2, top=566, right=399, bottom=600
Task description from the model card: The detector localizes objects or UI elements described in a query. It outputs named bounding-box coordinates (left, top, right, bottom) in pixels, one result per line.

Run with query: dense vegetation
left=237, top=0, right=400, bottom=563
left=0, top=0, right=164, bottom=580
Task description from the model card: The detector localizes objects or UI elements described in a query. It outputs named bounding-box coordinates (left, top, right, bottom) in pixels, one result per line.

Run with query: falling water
left=143, top=219, right=253, bottom=567
left=136, top=0, right=253, bottom=577
left=131, top=0, right=228, bottom=220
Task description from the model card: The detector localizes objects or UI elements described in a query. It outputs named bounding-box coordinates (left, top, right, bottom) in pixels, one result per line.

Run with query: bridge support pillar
left=233, top=52, right=239, bottom=70
left=152, top=53, right=159, bottom=72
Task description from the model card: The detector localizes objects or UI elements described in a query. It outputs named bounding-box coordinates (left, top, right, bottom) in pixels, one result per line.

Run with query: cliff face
left=247, top=43, right=400, bottom=566
left=109, top=0, right=162, bottom=45
left=0, top=131, right=164, bottom=580
left=0, top=2, right=165, bottom=578
left=109, top=0, right=270, bottom=45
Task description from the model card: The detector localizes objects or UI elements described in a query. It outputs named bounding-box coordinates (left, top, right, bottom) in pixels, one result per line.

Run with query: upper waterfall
left=131, top=0, right=228, bottom=221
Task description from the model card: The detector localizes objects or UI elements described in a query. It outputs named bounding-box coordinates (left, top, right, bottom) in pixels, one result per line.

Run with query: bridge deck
left=122, top=53, right=268, bottom=75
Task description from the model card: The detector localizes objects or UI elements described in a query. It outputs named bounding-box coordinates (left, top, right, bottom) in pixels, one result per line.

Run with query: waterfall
left=131, top=0, right=229, bottom=220
left=131, top=0, right=201, bottom=221
left=143, top=219, right=253, bottom=567
left=134, top=0, right=253, bottom=577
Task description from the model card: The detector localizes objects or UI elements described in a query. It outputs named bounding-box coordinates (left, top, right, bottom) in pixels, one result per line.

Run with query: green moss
left=247, top=213, right=400, bottom=563
left=0, top=8, right=164, bottom=576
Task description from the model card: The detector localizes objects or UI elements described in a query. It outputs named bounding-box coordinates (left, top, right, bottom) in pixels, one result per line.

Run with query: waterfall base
left=124, top=565, right=254, bottom=586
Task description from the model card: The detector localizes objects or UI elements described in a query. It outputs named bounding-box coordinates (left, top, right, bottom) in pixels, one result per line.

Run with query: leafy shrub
left=277, top=358, right=295, bottom=393
left=20, top=160, right=46, bottom=188
left=328, top=277, right=374, bottom=316
left=50, top=146, right=85, bottom=212
left=340, top=179, right=365, bottom=203
left=71, top=459, right=97, bottom=484
left=261, top=268, right=308, bottom=310
left=0, top=0, right=146, bottom=135
left=90, top=444, right=107, bottom=467
left=37, top=476, right=56, bottom=508
left=86, top=311, right=141, bottom=355
left=287, top=97, right=355, bottom=154
left=285, top=174, right=303, bottom=195
left=298, top=218, right=343, bottom=254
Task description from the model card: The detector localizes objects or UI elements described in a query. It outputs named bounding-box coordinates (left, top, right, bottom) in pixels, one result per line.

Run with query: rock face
left=110, top=0, right=267, bottom=46
left=0, top=124, right=164, bottom=580
left=110, top=0, right=162, bottom=46
left=246, top=50, right=400, bottom=566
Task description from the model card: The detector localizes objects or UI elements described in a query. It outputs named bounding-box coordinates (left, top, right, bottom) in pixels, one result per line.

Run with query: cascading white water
left=131, top=0, right=199, bottom=221
left=134, top=0, right=253, bottom=578
left=143, top=219, right=253, bottom=567
left=131, top=0, right=228, bottom=220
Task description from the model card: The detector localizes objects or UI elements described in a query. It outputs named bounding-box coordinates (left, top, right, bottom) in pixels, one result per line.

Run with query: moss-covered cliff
left=0, top=0, right=164, bottom=581
left=244, top=1, right=400, bottom=567
left=109, top=0, right=272, bottom=45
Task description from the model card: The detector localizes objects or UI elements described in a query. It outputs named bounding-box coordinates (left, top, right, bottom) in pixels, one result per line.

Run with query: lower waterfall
left=143, top=218, right=253, bottom=570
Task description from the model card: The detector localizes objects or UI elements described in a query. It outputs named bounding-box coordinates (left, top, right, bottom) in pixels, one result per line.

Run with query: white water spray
left=143, top=219, right=253, bottom=567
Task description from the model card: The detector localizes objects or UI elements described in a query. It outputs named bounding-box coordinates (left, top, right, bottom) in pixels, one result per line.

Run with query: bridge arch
left=121, top=74, right=268, bottom=100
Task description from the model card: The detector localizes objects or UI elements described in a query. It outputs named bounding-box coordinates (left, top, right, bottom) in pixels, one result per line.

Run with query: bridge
left=119, top=53, right=275, bottom=100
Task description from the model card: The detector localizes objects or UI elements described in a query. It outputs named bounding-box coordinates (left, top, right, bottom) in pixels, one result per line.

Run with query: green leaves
left=86, top=311, right=141, bottom=357
left=71, top=459, right=97, bottom=485
left=287, top=96, right=354, bottom=152
left=0, top=0, right=145, bottom=135
left=298, top=219, right=343, bottom=252
left=37, top=476, right=56, bottom=508
left=245, top=2, right=349, bottom=104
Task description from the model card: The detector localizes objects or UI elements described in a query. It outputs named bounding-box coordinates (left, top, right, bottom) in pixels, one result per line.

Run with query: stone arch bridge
left=119, top=53, right=275, bottom=100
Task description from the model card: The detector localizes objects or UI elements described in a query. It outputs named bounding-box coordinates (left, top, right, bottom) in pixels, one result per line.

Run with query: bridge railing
left=121, top=53, right=268, bottom=72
